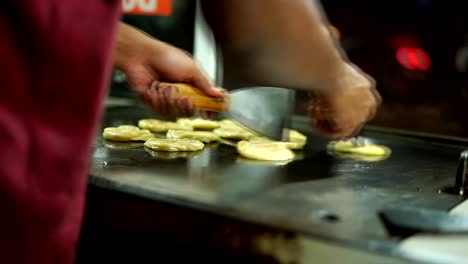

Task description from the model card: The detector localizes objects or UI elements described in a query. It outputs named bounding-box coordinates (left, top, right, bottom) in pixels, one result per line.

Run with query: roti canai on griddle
left=330, top=140, right=391, bottom=156
left=166, top=129, right=220, bottom=143
left=213, top=119, right=257, bottom=140
left=237, top=141, right=295, bottom=161
left=138, top=119, right=193, bottom=133
left=102, top=125, right=154, bottom=142
left=176, top=118, right=220, bottom=130
left=144, top=138, right=204, bottom=152
left=289, top=129, right=307, bottom=143
left=247, top=129, right=307, bottom=150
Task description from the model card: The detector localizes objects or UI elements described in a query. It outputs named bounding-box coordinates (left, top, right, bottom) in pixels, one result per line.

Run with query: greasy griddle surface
left=90, top=106, right=466, bottom=246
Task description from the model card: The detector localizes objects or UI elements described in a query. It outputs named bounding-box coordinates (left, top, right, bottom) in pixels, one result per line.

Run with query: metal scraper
left=159, top=82, right=295, bottom=141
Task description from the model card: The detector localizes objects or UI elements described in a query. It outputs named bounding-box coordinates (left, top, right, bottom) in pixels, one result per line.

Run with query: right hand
left=123, top=42, right=224, bottom=118
left=114, top=23, right=224, bottom=118
left=308, top=63, right=381, bottom=140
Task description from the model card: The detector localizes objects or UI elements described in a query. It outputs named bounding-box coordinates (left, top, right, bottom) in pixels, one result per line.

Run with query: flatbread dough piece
left=284, top=141, right=306, bottom=150
left=289, top=130, right=307, bottom=143
left=176, top=118, right=220, bottom=130
left=217, top=119, right=260, bottom=139
left=330, top=140, right=391, bottom=156
left=144, top=138, right=204, bottom=152
left=213, top=127, right=255, bottom=141
left=219, top=119, right=255, bottom=132
left=218, top=120, right=305, bottom=145
left=248, top=129, right=307, bottom=150
left=215, top=119, right=256, bottom=139
left=248, top=137, right=305, bottom=150
left=237, top=141, right=294, bottom=161
left=145, top=148, right=202, bottom=159
left=138, top=119, right=193, bottom=133
left=103, top=140, right=144, bottom=149
left=219, top=119, right=240, bottom=129
left=166, top=129, right=220, bottom=143
left=102, top=125, right=154, bottom=142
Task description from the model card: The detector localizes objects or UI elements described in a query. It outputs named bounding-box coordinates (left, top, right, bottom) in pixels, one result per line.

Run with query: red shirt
left=0, top=1, right=120, bottom=263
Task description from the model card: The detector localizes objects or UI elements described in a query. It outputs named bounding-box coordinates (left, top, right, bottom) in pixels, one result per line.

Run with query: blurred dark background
left=319, top=0, right=468, bottom=137
left=110, top=0, right=468, bottom=138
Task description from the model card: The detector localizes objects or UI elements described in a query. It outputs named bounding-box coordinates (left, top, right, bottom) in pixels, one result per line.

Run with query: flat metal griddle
left=90, top=106, right=467, bottom=257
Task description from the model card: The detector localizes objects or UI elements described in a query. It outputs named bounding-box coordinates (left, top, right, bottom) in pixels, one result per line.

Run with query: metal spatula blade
left=159, top=83, right=295, bottom=141
left=222, top=87, right=295, bottom=141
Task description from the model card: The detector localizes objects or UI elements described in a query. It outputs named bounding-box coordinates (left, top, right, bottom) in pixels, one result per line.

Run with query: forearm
left=202, top=0, right=347, bottom=92
left=113, top=22, right=163, bottom=71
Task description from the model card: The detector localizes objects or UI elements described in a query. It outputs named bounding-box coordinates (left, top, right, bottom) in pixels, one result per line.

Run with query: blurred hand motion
left=309, top=63, right=381, bottom=140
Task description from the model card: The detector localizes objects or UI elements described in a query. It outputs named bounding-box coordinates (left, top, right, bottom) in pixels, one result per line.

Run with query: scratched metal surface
left=90, top=106, right=467, bottom=251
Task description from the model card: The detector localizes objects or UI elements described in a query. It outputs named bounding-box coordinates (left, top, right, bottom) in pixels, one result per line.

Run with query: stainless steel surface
left=395, top=200, right=468, bottom=264
left=455, top=151, right=468, bottom=195
left=89, top=106, right=467, bottom=262
left=380, top=207, right=468, bottom=238
left=223, top=87, right=295, bottom=141
left=439, top=150, right=468, bottom=197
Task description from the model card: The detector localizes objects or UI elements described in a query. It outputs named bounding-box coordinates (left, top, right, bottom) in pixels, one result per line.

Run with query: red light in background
left=396, top=47, right=431, bottom=71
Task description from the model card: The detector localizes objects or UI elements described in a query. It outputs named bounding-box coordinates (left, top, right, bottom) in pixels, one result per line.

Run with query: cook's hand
left=308, top=63, right=381, bottom=140
left=113, top=23, right=224, bottom=118
left=143, top=81, right=195, bottom=118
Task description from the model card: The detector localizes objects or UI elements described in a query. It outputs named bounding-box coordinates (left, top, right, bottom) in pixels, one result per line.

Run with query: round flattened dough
left=289, top=130, right=307, bottom=143
left=219, top=119, right=240, bottom=129
left=330, top=141, right=391, bottom=156
left=118, top=125, right=138, bottom=130
left=166, top=129, right=220, bottom=143
left=138, top=119, right=193, bottom=133
left=103, top=140, right=144, bottom=149
left=213, top=127, right=255, bottom=140
left=331, top=141, right=354, bottom=150
left=102, top=125, right=154, bottom=142
left=236, top=157, right=292, bottom=166
left=217, top=119, right=259, bottom=139
left=145, top=148, right=202, bottom=159
left=237, top=141, right=295, bottom=161
left=248, top=136, right=305, bottom=150
left=286, top=141, right=306, bottom=150
left=176, top=118, right=220, bottom=130
left=144, top=138, right=204, bottom=152
left=219, top=119, right=256, bottom=132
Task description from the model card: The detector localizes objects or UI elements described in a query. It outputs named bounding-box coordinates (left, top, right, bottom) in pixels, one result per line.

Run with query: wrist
left=323, top=62, right=373, bottom=96
left=113, top=23, right=156, bottom=70
left=304, top=58, right=348, bottom=94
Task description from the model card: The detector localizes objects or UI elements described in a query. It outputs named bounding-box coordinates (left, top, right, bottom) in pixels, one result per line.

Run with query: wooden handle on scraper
left=158, top=82, right=228, bottom=112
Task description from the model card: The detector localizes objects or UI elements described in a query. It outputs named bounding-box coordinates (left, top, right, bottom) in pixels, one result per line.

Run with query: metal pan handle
left=454, top=150, right=468, bottom=195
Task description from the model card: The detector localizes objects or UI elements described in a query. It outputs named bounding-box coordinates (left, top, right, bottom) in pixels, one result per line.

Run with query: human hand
left=308, top=63, right=381, bottom=139
left=113, top=23, right=224, bottom=118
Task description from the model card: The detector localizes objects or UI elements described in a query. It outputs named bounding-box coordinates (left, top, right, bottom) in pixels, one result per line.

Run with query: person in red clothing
left=0, top=0, right=379, bottom=263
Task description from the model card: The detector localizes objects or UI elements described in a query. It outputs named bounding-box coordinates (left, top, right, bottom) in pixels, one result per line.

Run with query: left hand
left=308, top=62, right=381, bottom=140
